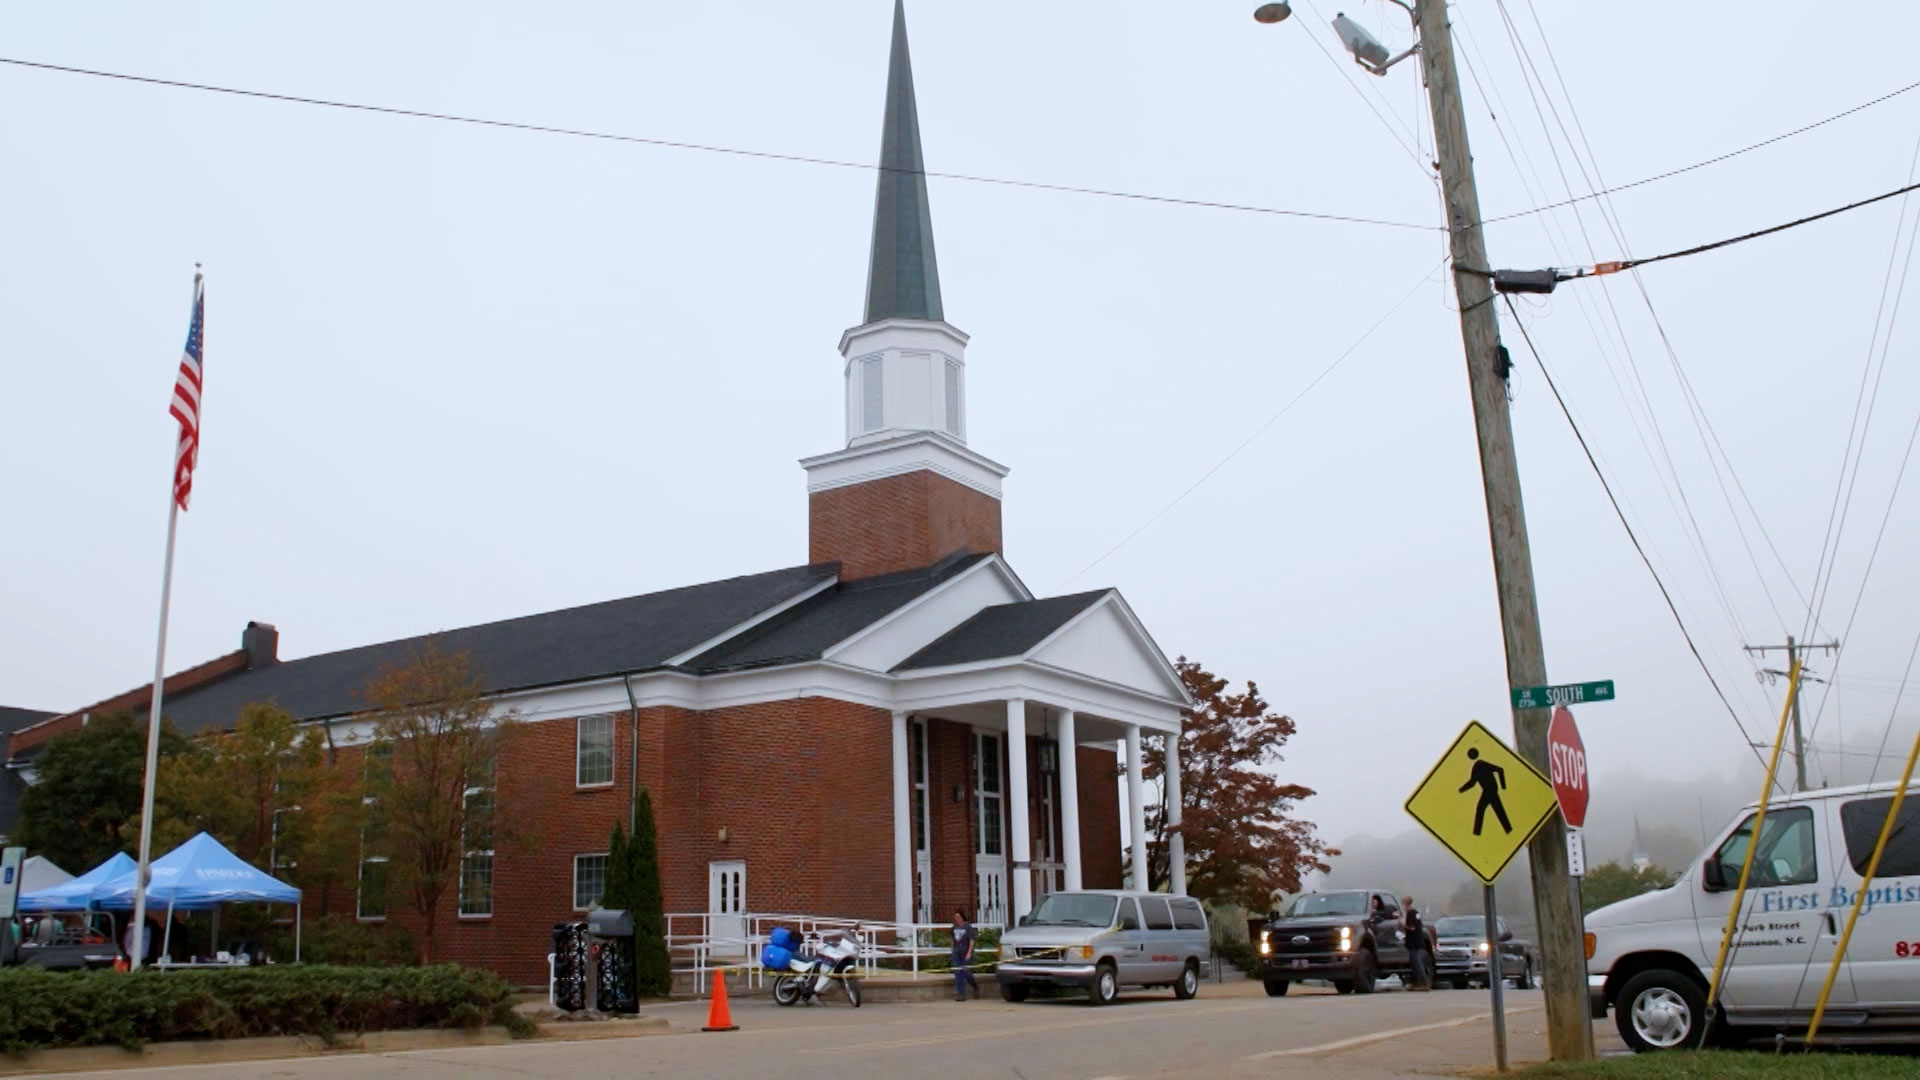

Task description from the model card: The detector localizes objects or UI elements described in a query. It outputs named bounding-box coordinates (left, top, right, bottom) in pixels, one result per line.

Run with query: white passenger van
left=1587, top=780, right=1920, bottom=1052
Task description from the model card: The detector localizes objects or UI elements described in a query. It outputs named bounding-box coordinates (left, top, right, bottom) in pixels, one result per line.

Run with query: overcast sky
left=5, top=1, right=1918, bottom=845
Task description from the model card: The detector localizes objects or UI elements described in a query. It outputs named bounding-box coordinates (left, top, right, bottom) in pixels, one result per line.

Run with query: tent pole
left=212, top=907, right=219, bottom=959
left=161, top=899, right=175, bottom=965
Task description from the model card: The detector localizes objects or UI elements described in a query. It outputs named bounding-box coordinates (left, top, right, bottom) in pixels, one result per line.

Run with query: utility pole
left=1412, top=0, right=1593, bottom=1060
left=1744, top=636, right=1839, bottom=792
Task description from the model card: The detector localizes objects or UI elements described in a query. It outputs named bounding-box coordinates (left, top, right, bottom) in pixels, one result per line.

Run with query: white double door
left=974, top=730, right=1008, bottom=926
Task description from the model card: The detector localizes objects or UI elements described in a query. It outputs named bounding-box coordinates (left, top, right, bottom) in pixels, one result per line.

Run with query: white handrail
left=660, top=911, right=1001, bottom=993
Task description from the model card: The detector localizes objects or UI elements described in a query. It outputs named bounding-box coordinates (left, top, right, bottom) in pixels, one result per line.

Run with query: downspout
left=621, top=674, right=641, bottom=832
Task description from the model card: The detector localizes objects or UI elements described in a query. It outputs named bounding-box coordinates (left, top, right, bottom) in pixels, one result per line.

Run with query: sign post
left=1406, top=722, right=1560, bottom=1073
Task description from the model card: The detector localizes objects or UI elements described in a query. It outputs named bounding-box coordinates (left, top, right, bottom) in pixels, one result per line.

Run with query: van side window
left=1141, top=896, right=1174, bottom=931
left=1117, top=898, right=1142, bottom=930
left=1711, top=805, right=1817, bottom=888
left=1839, top=797, right=1920, bottom=877
left=1171, top=898, right=1208, bottom=931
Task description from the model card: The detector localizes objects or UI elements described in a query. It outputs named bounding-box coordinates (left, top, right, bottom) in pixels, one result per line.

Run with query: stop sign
left=1547, top=706, right=1588, bottom=828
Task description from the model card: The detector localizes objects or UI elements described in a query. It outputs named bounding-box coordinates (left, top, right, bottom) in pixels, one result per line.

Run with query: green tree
left=16, top=711, right=187, bottom=871
left=1580, top=861, right=1677, bottom=915
left=601, top=821, right=633, bottom=911
left=629, top=789, right=670, bottom=996
left=151, top=704, right=328, bottom=866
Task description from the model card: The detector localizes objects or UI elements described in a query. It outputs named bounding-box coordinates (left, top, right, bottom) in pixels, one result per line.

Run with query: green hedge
left=0, top=964, right=532, bottom=1053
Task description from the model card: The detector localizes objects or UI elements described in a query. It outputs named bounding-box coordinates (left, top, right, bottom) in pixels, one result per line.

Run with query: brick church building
left=4, top=1, right=1190, bottom=986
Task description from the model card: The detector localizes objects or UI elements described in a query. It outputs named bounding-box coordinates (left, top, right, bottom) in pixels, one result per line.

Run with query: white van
left=1586, top=780, right=1920, bottom=1052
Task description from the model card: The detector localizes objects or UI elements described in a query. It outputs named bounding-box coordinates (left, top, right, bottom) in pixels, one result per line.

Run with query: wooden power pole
left=1413, top=0, right=1594, bottom=1059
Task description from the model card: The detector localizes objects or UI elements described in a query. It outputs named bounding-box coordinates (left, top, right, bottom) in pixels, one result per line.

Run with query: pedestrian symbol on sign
left=1460, top=748, right=1512, bottom=836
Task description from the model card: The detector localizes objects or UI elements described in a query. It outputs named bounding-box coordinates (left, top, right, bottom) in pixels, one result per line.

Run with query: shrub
left=0, top=964, right=525, bottom=1054
left=269, top=915, right=417, bottom=968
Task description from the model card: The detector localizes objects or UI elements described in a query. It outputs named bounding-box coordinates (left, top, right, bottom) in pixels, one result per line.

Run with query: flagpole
left=129, top=495, right=179, bottom=972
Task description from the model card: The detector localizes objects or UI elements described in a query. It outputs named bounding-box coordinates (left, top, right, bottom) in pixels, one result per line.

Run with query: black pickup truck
left=1256, top=889, right=1414, bottom=996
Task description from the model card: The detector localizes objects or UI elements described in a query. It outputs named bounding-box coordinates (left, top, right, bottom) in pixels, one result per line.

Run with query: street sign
left=1547, top=706, right=1589, bottom=828
left=1405, top=720, right=1559, bottom=885
left=1511, top=679, right=1615, bottom=711
left=1566, top=827, right=1587, bottom=877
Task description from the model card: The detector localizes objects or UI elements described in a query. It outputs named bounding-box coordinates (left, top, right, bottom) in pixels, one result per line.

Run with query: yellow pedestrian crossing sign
left=1405, top=720, right=1559, bottom=884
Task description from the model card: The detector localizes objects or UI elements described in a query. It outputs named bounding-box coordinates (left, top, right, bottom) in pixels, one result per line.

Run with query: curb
left=0, top=1017, right=671, bottom=1076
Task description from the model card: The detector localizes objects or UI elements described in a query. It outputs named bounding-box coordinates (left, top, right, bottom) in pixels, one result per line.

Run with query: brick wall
left=808, top=470, right=1002, bottom=579
left=1078, top=744, right=1123, bottom=889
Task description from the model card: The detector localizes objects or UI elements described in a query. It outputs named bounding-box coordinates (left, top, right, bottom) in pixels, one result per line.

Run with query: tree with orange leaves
left=1141, top=659, right=1331, bottom=911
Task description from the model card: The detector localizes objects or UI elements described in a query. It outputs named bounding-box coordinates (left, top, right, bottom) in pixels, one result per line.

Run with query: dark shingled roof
left=893, top=590, right=1108, bottom=672
left=154, top=563, right=840, bottom=734
left=0, top=707, right=55, bottom=736
left=687, top=552, right=989, bottom=673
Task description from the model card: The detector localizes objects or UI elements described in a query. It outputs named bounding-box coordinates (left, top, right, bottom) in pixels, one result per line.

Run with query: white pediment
left=1029, top=595, right=1187, bottom=703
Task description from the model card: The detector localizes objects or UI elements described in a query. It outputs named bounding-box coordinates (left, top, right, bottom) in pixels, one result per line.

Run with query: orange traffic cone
left=112, top=955, right=129, bottom=973
left=701, top=970, right=739, bottom=1032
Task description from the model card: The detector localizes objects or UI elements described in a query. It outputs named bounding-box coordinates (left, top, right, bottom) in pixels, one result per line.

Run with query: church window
left=576, top=714, right=614, bottom=787
left=862, top=355, right=884, bottom=432
left=944, top=360, right=961, bottom=435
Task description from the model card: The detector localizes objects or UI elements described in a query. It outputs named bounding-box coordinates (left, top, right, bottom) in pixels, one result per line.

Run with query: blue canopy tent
left=92, top=833, right=303, bottom=962
left=17, top=852, right=137, bottom=913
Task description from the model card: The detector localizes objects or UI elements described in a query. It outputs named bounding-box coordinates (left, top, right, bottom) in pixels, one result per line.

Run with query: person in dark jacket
left=1402, top=895, right=1434, bottom=991
left=950, top=911, right=980, bottom=1001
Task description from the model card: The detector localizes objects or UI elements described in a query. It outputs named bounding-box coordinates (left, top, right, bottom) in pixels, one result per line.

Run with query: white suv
left=1586, top=780, right=1920, bottom=1052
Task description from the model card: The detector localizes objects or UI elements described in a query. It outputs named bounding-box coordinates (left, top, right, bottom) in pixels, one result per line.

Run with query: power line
left=1552, top=181, right=1920, bottom=279
left=1057, top=255, right=1446, bottom=589
left=1480, top=75, right=1920, bottom=227
left=1502, top=296, right=1776, bottom=782
left=0, top=55, right=1439, bottom=233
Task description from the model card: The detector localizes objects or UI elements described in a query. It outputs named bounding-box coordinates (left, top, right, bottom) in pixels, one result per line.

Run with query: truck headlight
left=1259, top=930, right=1271, bottom=956
left=1477, top=942, right=1491, bottom=954
left=1338, top=926, right=1353, bottom=953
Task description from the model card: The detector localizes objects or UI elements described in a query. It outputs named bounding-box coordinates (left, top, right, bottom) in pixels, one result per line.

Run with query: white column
left=1006, top=699, right=1033, bottom=922
left=1165, top=731, right=1186, bottom=895
left=1125, top=724, right=1148, bottom=891
left=1057, top=709, right=1083, bottom=891
left=891, top=710, right=913, bottom=930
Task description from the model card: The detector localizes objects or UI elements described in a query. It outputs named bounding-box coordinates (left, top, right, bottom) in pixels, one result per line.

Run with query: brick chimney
left=242, top=621, right=279, bottom=669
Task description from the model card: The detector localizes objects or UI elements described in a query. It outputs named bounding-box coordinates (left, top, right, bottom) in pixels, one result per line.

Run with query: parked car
left=1432, top=914, right=1534, bottom=989
left=1587, top=780, right=1920, bottom=1053
left=1257, top=889, right=1413, bottom=996
left=996, top=890, right=1210, bottom=1006
left=4, top=912, right=123, bottom=971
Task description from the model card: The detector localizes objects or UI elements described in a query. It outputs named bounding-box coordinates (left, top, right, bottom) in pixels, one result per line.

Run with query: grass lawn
left=1522, top=1051, right=1915, bottom=1080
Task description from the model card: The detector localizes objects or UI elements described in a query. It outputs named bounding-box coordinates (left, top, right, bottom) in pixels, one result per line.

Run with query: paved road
left=40, top=980, right=1610, bottom=1079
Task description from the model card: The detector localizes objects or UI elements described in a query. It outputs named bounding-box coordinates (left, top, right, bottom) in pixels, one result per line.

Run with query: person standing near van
left=1401, top=895, right=1433, bottom=991
left=951, top=910, right=980, bottom=1001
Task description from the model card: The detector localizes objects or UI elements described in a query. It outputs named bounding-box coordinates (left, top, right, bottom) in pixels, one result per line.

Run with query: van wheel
left=1264, top=978, right=1290, bottom=998
left=1000, top=982, right=1029, bottom=1003
left=1616, top=969, right=1707, bottom=1053
left=1174, top=961, right=1200, bottom=1000
left=1087, top=962, right=1119, bottom=1007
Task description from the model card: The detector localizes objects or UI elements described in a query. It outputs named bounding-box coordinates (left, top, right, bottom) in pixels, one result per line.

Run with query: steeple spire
left=864, top=0, right=944, bottom=324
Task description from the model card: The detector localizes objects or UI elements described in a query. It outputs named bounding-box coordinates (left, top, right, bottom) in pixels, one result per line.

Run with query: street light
left=1253, top=3, right=1422, bottom=76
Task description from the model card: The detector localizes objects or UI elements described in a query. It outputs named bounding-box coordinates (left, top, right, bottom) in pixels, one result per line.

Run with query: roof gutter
left=622, top=673, right=642, bottom=832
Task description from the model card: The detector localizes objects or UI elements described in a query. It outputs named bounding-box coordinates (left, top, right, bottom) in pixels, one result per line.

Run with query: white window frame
left=975, top=731, right=1003, bottom=857
left=458, top=786, right=494, bottom=919
left=574, top=853, right=610, bottom=911
left=356, top=851, right=389, bottom=922
left=576, top=714, right=615, bottom=788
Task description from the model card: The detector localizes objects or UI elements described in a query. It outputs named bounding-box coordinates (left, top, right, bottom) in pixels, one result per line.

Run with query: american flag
left=168, top=275, right=205, bottom=511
